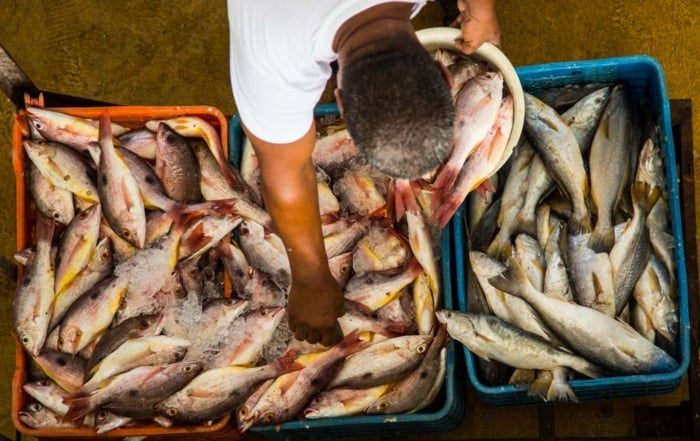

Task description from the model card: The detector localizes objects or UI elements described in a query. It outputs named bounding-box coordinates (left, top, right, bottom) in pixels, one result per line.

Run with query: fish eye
left=237, top=406, right=249, bottom=418
left=79, top=210, right=89, bottom=219
left=183, top=365, right=192, bottom=372
left=259, top=310, right=267, bottom=317
left=340, top=263, right=350, bottom=274
left=139, top=319, right=151, bottom=329
left=121, top=229, right=132, bottom=239
left=97, top=410, right=108, bottom=421
left=262, top=412, right=275, bottom=423
left=101, top=250, right=111, bottom=260
left=33, top=121, right=43, bottom=130
left=378, top=401, right=390, bottom=411
left=52, top=212, right=61, bottom=220
left=21, top=335, right=31, bottom=345
left=30, top=403, right=43, bottom=412
left=416, top=343, right=428, bottom=354
left=56, top=337, right=64, bottom=348
left=166, top=408, right=179, bottom=417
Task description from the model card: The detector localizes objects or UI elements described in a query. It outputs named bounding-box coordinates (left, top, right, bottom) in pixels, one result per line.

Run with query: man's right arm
left=242, top=123, right=345, bottom=346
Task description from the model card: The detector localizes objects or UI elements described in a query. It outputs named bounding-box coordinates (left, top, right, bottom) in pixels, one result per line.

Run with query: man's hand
left=454, top=0, right=501, bottom=54
left=287, top=271, right=345, bottom=346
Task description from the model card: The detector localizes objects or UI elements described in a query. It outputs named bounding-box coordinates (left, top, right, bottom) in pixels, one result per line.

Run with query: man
left=228, top=0, right=499, bottom=346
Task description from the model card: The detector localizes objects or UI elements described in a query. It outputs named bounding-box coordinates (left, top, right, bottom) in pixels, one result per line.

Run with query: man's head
left=337, top=36, right=454, bottom=180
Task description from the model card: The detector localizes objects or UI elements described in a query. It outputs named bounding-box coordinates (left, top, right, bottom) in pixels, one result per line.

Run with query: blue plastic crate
left=454, top=55, right=691, bottom=406
left=229, top=104, right=466, bottom=439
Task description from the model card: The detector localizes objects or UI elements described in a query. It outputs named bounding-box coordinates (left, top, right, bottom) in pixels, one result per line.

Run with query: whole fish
left=402, top=184, right=440, bottom=299
left=365, top=324, right=448, bottom=414
left=337, top=304, right=408, bottom=337
left=413, top=271, right=436, bottom=335
left=81, top=335, right=191, bottom=393
left=155, top=122, right=202, bottom=203
left=146, top=116, right=237, bottom=188
left=23, top=139, right=99, bottom=203
left=239, top=331, right=368, bottom=430
left=25, top=107, right=127, bottom=160
left=513, top=87, right=610, bottom=239
left=540, top=213, right=573, bottom=302
left=86, top=313, right=165, bottom=374
left=488, top=258, right=678, bottom=375
left=523, top=92, right=591, bottom=235
left=50, top=237, right=114, bottom=330
left=327, top=334, right=432, bottom=389
left=589, top=84, right=640, bottom=252
left=58, top=276, right=128, bottom=355
left=155, top=350, right=302, bottom=424
left=304, top=385, right=392, bottom=419
left=609, top=182, right=659, bottom=314
left=27, top=161, right=74, bottom=225
left=97, top=112, right=147, bottom=248
left=63, top=361, right=203, bottom=423
left=13, top=215, right=56, bottom=356
left=432, top=71, right=503, bottom=194
left=436, top=311, right=603, bottom=401
left=432, top=95, right=514, bottom=228
left=485, top=140, right=535, bottom=260
left=54, top=203, right=102, bottom=296
left=636, top=137, right=676, bottom=289
left=633, top=255, right=679, bottom=355
left=469, top=251, right=562, bottom=346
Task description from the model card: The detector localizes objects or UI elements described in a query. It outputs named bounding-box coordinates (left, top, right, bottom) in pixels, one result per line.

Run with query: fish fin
left=62, top=395, right=93, bottom=423
left=508, top=368, right=535, bottom=386
left=591, top=272, right=615, bottom=316
left=487, top=258, right=528, bottom=297
left=546, top=377, right=578, bottom=403
left=273, top=349, right=305, bottom=376
left=512, top=209, right=537, bottom=239
left=588, top=227, right=615, bottom=253
left=527, top=372, right=552, bottom=401
left=567, top=211, right=592, bottom=236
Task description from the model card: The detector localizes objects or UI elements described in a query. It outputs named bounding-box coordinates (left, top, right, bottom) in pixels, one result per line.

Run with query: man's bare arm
left=242, top=123, right=345, bottom=346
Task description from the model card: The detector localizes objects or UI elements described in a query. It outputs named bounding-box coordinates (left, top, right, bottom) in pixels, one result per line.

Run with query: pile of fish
left=12, top=105, right=457, bottom=435
left=438, top=80, right=681, bottom=403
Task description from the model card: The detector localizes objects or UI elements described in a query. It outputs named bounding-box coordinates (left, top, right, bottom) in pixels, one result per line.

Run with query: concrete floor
left=0, top=0, right=699, bottom=439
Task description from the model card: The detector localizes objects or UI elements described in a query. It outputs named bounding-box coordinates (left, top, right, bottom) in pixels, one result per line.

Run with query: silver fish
left=488, top=258, right=678, bottom=375
left=589, top=84, right=640, bottom=252
left=239, top=220, right=291, bottom=292
left=609, top=182, right=659, bottom=314
left=512, top=87, right=610, bottom=239
left=303, top=385, right=391, bottom=419
left=523, top=93, right=591, bottom=235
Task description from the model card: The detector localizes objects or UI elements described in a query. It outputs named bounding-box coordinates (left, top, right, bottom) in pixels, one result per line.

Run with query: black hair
left=340, top=37, right=454, bottom=179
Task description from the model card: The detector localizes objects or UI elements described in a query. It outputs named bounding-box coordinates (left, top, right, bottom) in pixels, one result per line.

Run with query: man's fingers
left=305, top=330, right=321, bottom=345
left=320, top=322, right=344, bottom=347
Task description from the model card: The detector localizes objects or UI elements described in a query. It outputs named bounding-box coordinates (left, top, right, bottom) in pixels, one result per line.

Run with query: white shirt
left=228, top=0, right=428, bottom=144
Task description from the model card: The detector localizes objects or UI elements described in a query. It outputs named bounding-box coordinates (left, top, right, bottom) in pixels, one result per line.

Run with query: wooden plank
left=671, top=98, right=699, bottom=441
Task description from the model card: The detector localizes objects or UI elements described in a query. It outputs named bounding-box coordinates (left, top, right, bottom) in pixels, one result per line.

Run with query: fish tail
left=631, top=181, right=661, bottom=215
left=272, top=349, right=304, bottom=376
left=512, top=208, right=537, bottom=238
left=588, top=226, right=615, bottom=253
left=567, top=209, right=592, bottom=236
left=487, top=258, right=528, bottom=297
left=431, top=195, right=462, bottom=229
left=546, top=377, right=578, bottom=403
left=526, top=373, right=551, bottom=401
left=62, top=395, right=93, bottom=423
